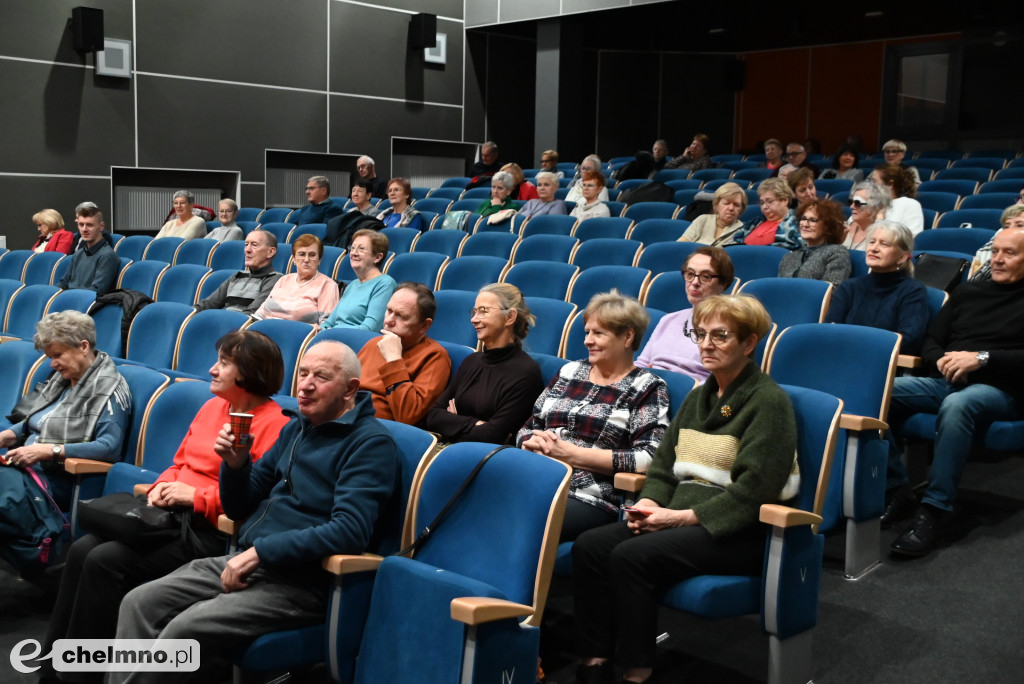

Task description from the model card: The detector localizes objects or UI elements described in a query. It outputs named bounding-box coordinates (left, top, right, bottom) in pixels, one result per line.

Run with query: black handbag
left=78, top=492, right=183, bottom=547
left=913, top=252, right=968, bottom=293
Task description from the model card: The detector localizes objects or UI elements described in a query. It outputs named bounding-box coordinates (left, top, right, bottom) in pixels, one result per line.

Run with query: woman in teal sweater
left=571, top=294, right=799, bottom=684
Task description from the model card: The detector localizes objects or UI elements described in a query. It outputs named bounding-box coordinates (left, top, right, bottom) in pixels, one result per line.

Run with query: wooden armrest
left=322, top=554, right=383, bottom=575
left=450, top=597, right=534, bottom=626
left=897, top=354, right=922, bottom=369
left=760, top=504, right=822, bottom=528
left=839, top=413, right=888, bottom=432
left=64, top=458, right=114, bottom=475
left=133, top=483, right=153, bottom=497
left=614, top=472, right=647, bottom=492
left=217, top=514, right=241, bottom=535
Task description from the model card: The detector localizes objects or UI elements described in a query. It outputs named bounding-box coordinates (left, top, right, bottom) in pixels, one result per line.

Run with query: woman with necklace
left=253, top=234, right=339, bottom=325
left=842, top=181, right=890, bottom=251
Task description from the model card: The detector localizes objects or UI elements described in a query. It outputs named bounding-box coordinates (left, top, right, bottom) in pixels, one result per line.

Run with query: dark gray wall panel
left=479, top=34, right=536, bottom=168
left=330, top=5, right=463, bottom=106
left=328, top=96, right=461, bottom=178
left=659, top=54, right=736, bottom=157
left=0, top=60, right=134, bottom=176
left=382, top=0, right=464, bottom=18
left=2, top=176, right=111, bottom=251
left=136, top=77, right=327, bottom=180
left=596, top=52, right=660, bottom=157
left=134, top=0, right=326, bottom=90
left=0, top=0, right=133, bottom=64
left=463, top=32, right=489, bottom=143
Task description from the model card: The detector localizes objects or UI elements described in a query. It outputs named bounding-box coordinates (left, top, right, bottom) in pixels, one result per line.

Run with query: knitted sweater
left=826, top=271, right=930, bottom=354
left=778, top=243, right=851, bottom=285
left=358, top=336, right=451, bottom=424
left=155, top=215, right=207, bottom=241
left=253, top=272, right=340, bottom=325
left=570, top=201, right=612, bottom=222
left=640, top=361, right=799, bottom=539
left=679, top=213, right=743, bottom=247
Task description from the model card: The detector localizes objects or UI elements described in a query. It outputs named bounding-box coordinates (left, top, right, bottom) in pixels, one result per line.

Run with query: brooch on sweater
left=720, top=405, right=733, bottom=418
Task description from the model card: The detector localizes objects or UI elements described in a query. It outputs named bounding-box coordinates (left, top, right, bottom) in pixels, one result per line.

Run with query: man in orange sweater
left=357, top=282, right=451, bottom=424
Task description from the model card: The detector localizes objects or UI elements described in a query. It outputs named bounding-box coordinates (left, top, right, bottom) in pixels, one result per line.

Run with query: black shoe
left=880, top=486, right=918, bottom=529
left=890, top=505, right=945, bottom=557
left=576, top=661, right=615, bottom=684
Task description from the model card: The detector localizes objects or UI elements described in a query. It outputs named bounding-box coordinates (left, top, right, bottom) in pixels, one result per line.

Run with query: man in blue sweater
left=110, top=341, right=399, bottom=683
left=883, top=226, right=1024, bottom=558
left=289, top=175, right=344, bottom=225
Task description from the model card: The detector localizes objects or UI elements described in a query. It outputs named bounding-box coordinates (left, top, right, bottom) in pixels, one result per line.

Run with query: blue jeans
left=886, top=376, right=1017, bottom=511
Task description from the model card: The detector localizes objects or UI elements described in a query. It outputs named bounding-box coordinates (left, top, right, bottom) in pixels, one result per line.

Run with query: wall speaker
left=72, top=7, right=104, bottom=53
left=410, top=13, right=437, bottom=49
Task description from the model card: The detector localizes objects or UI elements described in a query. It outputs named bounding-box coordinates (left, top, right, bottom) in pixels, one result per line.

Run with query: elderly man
left=883, top=226, right=1024, bottom=557
left=357, top=282, right=450, bottom=425
left=565, top=154, right=610, bottom=205
left=470, top=141, right=501, bottom=177
left=356, top=156, right=388, bottom=198
left=195, top=229, right=282, bottom=314
left=109, top=341, right=399, bottom=684
left=207, top=199, right=244, bottom=242
left=289, top=176, right=343, bottom=226
left=58, top=203, right=119, bottom=293
left=772, top=143, right=820, bottom=178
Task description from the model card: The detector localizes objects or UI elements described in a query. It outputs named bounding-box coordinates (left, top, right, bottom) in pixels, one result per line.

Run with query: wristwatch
left=976, top=351, right=990, bottom=367
left=52, top=444, right=64, bottom=465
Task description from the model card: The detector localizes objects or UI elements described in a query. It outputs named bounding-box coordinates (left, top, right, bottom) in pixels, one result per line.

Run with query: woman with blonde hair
left=679, top=182, right=748, bottom=246
left=31, top=208, right=74, bottom=254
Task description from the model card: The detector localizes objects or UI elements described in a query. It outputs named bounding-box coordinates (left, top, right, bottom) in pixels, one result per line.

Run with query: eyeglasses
left=798, top=215, right=820, bottom=224
left=784, top=151, right=801, bottom=158
left=305, top=186, right=318, bottom=191
left=469, top=306, right=508, bottom=317
left=882, top=149, right=902, bottom=154
left=684, top=321, right=736, bottom=346
left=294, top=251, right=319, bottom=260
left=848, top=198, right=870, bottom=209
left=683, top=270, right=722, bottom=285
left=759, top=197, right=784, bottom=205
left=541, top=158, right=554, bottom=163
left=349, top=246, right=373, bottom=254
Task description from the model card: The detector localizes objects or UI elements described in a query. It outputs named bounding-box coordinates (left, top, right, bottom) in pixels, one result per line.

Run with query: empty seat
left=45, top=288, right=96, bottom=316
left=288, top=223, right=327, bottom=244
left=570, top=238, right=642, bottom=270
left=572, top=216, right=634, bottom=241
left=628, top=219, right=689, bottom=245
left=413, top=198, right=454, bottom=214
left=123, top=302, right=195, bottom=370
left=21, top=252, right=66, bottom=286
left=437, top=256, right=509, bottom=292
left=979, top=179, right=1024, bottom=194
left=641, top=271, right=688, bottom=313
left=914, top=227, right=997, bottom=254
left=196, top=269, right=236, bottom=302
left=208, top=241, right=246, bottom=271
left=113, top=236, right=153, bottom=262
left=916, top=191, right=961, bottom=214
left=174, top=309, right=251, bottom=379
left=934, top=210, right=1004, bottom=231
left=502, top=261, right=578, bottom=301
left=458, top=232, right=518, bottom=260
left=384, top=252, right=448, bottom=289
left=636, top=242, right=701, bottom=276
left=243, top=318, right=316, bottom=395
left=935, top=168, right=992, bottom=183
left=918, top=179, right=978, bottom=196
left=958, top=193, right=1019, bottom=210
left=142, top=237, right=185, bottom=263
left=567, top=265, right=650, bottom=308
left=428, top=290, right=479, bottom=349
left=723, top=245, right=790, bottom=282
left=256, top=208, right=293, bottom=224
left=117, top=260, right=170, bottom=298
left=4, top=284, right=59, bottom=339
left=519, top=214, right=577, bottom=238
left=522, top=297, right=576, bottom=357
left=413, top=230, right=467, bottom=258
left=383, top=227, right=421, bottom=256
left=173, top=238, right=219, bottom=267
left=153, top=264, right=211, bottom=305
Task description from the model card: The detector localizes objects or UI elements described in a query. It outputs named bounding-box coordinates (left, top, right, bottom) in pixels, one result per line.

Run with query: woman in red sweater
left=40, top=331, right=291, bottom=682
left=31, top=208, right=74, bottom=254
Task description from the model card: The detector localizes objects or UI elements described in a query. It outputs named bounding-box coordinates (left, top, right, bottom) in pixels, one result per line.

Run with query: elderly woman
left=39, top=331, right=291, bottom=680
left=778, top=198, right=851, bottom=285
left=378, top=178, right=424, bottom=231
left=540, top=149, right=565, bottom=178
left=881, top=139, right=922, bottom=187
left=731, top=177, right=802, bottom=249
left=424, top=284, right=544, bottom=444
left=679, top=184, right=746, bottom=246
left=517, top=291, right=670, bottom=541
left=843, top=181, right=891, bottom=251
left=31, top=208, right=74, bottom=254
left=208, top=199, right=244, bottom=243
left=570, top=170, right=612, bottom=222
left=155, top=190, right=207, bottom=240
left=322, top=229, right=396, bottom=330
left=763, top=138, right=784, bottom=171
left=664, top=134, right=712, bottom=171
left=638, top=247, right=734, bottom=381
left=969, top=204, right=1024, bottom=282
left=476, top=171, right=518, bottom=220
left=871, top=165, right=925, bottom=235
left=501, top=163, right=539, bottom=202
left=827, top=221, right=929, bottom=354
left=0, top=312, right=130, bottom=574
left=571, top=294, right=798, bottom=684
left=820, top=145, right=864, bottom=182
left=518, top=171, right=569, bottom=219
left=253, top=234, right=339, bottom=325
left=566, top=155, right=610, bottom=205
left=787, top=167, right=818, bottom=206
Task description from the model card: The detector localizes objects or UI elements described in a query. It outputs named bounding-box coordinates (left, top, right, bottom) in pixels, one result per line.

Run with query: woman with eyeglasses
left=778, top=198, right=851, bottom=285
left=730, top=177, right=802, bottom=249
left=842, top=182, right=891, bottom=251
left=881, top=139, right=921, bottom=187
left=870, top=165, right=925, bottom=235
left=570, top=170, right=613, bottom=222
left=826, top=221, right=929, bottom=354
left=637, top=247, right=734, bottom=381
left=517, top=291, right=670, bottom=542
left=321, top=229, right=396, bottom=330
left=253, top=234, right=339, bottom=325
left=423, top=284, right=544, bottom=445
left=571, top=294, right=798, bottom=684
left=678, top=183, right=747, bottom=246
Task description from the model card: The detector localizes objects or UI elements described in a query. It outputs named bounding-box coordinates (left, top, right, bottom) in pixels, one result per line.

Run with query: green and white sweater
left=640, top=360, right=799, bottom=539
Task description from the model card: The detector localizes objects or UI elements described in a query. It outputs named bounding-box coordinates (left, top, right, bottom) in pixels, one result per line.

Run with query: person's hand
left=937, top=351, right=982, bottom=384
left=221, top=547, right=260, bottom=593
left=628, top=506, right=698, bottom=534
left=4, top=443, right=56, bottom=468
left=147, top=481, right=197, bottom=508
left=0, top=429, right=18, bottom=449
left=520, top=430, right=580, bottom=465
left=490, top=198, right=504, bottom=207
left=447, top=399, right=458, bottom=415
left=214, top=424, right=251, bottom=470
left=377, top=330, right=404, bottom=363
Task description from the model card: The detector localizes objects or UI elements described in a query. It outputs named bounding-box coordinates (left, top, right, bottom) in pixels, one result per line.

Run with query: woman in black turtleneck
left=422, top=283, right=544, bottom=444
left=826, top=220, right=930, bottom=354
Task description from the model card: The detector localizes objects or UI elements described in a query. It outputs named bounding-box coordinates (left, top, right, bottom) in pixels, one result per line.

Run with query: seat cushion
left=661, top=575, right=760, bottom=619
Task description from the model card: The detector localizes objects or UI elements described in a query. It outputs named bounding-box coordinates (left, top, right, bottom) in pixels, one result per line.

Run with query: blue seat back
left=5, top=284, right=58, bottom=338
left=289, top=223, right=326, bottom=244
left=174, top=309, right=251, bottom=378
left=636, top=241, right=701, bottom=275
left=244, top=319, right=317, bottom=395
left=308, top=328, right=379, bottom=357
left=914, top=227, right=997, bottom=253
left=209, top=240, right=247, bottom=272
left=511, top=235, right=578, bottom=264
left=723, top=245, right=789, bottom=283
left=413, top=230, right=467, bottom=258
left=117, top=260, right=169, bottom=298
left=502, top=261, right=578, bottom=301
left=570, top=238, right=642, bottom=269
left=436, top=340, right=475, bottom=378
left=459, top=232, right=518, bottom=260
left=22, top=252, right=66, bottom=285
left=382, top=227, right=420, bottom=256
left=522, top=297, right=575, bottom=357
left=519, top=214, right=577, bottom=239
left=384, top=252, right=448, bottom=289
left=567, top=266, right=649, bottom=308
left=115, top=365, right=170, bottom=465
left=173, top=238, right=219, bottom=267
left=429, top=290, right=479, bottom=349
left=737, top=278, right=832, bottom=332
left=137, top=381, right=215, bottom=472
left=648, top=367, right=696, bottom=417
left=572, top=216, right=634, bottom=241
left=257, top=208, right=293, bottom=224
left=125, top=302, right=195, bottom=369
left=46, top=288, right=96, bottom=315
left=197, top=269, right=236, bottom=302
left=437, top=256, right=508, bottom=292
left=154, top=264, right=211, bottom=305
left=642, top=271, right=688, bottom=313
left=114, top=236, right=153, bottom=262
left=629, top=219, right=688, bottom=245
left=142, top=237, right=185, bottom=263
left=0, top=340, right=46, bottom=432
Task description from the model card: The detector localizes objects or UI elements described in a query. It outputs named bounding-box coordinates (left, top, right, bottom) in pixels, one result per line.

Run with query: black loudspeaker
left=724, top=60, right=746, bottom=92
left=410, top=13, right=437, bottom=49
left=72, top=7, right=104, bottom=53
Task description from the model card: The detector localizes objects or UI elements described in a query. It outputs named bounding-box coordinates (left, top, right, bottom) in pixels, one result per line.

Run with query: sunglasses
left=848, top=198, right=869, bottom=209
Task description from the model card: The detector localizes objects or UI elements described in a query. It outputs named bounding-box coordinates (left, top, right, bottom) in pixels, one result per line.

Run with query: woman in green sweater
left=571, top=294, right=799, bottom=684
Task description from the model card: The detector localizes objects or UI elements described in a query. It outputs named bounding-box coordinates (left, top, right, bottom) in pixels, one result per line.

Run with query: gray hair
left=583, top=154, right=602, bottom=169
left=491, top=171, right=515, bottom=191
left=867, top=220, right=915, bottom=273
left=173, top=190, right=195, bottom=204
left=852, top=181, right=891, bottom=213
left=358, top=155, right=375, bottom=167
left=250, top=228, right=278, bottom=249
left=309, top=339, right=361, bottom=383
left=482, top=141, right=498, bottom=153
left=308, top=175, right=330, bottom=194
left=220, top=198, right=238, bottom=211
left=534, top=171, right=559, bottom=187
left=34, top=311, right=97, bottom=352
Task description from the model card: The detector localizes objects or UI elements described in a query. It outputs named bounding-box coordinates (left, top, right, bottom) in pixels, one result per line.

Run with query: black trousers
left=560, top=497, right=617, bottom=542
left=572, top=520, right=766, bottom=669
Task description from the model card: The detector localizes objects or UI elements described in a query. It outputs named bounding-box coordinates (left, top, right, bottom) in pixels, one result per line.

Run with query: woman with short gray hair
left=156, top=189, right=207, bottom=240
left=518, top=171, right=569, bottom=219
left=0, top=311, right=131, bottom=575
left=476, top=170, right=518, bottom=219
left=842, top=181, right=891, bottom=250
